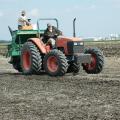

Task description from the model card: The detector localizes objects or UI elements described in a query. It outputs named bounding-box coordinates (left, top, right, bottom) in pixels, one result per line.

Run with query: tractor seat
left=21, top=25, right=33, bottom=30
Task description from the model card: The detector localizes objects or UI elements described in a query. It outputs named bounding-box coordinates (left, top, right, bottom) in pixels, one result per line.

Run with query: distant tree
left=0, top=40, right=10, bottom=43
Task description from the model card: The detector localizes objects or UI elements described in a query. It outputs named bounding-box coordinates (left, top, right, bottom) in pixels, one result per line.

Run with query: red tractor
left=20, top=18, right=104, bottom=76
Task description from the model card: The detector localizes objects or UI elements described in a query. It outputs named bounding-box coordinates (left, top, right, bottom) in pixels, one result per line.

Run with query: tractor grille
left=67, top=41, right=84, bottom=54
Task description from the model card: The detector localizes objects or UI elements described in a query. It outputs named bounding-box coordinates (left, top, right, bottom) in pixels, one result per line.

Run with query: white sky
left=0, top=0, right=120, bottom=40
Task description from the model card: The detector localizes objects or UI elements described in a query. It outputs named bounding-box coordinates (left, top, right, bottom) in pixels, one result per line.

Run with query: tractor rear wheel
left=13, top=63, right=22, bottom=72
left=21, top=41, right=42, bottom=74
left=82, top=47, right=104, bottom=74
left=43, top=50, right=68, bottom=76
left=12, top=57, right=22, bottom=72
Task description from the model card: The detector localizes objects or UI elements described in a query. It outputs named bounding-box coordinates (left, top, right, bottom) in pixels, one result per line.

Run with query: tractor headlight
left=74, top=42, right=84, bottom=46
left=79, top=42, right=84, bottom=45
left=74, top=42, right=78, bottom=46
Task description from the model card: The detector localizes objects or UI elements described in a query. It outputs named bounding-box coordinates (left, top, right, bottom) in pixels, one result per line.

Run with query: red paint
left=23, top=51, right=31, bottom=70
left=47, top=56, right=58, bottom=72
left=56, top=36, right=82, bottom=55
left=85, top=54, right=97, bottom=70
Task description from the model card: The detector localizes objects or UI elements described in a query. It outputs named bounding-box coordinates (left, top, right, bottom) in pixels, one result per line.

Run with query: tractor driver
left=43, top=23, right=63, bottom=48
left=18, top=10, right=31, bottom=30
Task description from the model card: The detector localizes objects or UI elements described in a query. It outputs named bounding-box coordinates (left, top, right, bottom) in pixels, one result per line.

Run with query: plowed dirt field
left=0, top=55, right=120, bottom=120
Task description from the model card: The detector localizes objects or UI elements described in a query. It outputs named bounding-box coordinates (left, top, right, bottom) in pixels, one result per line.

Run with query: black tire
left=21, top=41, right=42, bottom=74
left=43, top=50, right=68, bottom=76
left=12, top=57, right=22, bottom=72
left=67, top=62, right=80, bottom=73
left=82, top=47, right=104, bottom=74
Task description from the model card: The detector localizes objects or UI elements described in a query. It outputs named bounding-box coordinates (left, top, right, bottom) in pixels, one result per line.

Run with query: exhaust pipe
left=73, top=18, right=76, bottom=37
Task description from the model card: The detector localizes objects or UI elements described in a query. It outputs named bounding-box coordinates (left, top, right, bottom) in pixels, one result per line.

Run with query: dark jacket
left=43, top=26, right=62, bottom=43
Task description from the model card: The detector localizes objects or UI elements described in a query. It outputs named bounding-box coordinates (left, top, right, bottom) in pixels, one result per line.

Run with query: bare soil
left=85, top=42, right=120, bottom=57
left=0, top=55, right=120, bottom=120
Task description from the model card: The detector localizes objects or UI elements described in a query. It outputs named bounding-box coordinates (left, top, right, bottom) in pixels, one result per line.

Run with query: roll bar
left=37, top=18, right=59, bottom=38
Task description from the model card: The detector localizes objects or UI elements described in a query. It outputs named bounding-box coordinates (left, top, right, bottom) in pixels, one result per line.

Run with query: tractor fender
left=28, top=38, right=47, bottom=54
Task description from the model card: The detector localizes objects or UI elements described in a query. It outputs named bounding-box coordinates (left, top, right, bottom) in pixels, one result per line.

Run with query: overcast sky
left=0, top=0, right=120, bottom=40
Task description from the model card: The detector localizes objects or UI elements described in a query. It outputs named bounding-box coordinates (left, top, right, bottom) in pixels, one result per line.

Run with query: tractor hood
left=56, top=36, right=83, bottom=47
left=56, top=36, right=84, bottom=55
left=57, top=36, right=82, bottom=42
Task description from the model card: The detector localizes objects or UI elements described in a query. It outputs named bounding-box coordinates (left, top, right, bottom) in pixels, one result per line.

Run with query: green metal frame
left=7, top=30, right=41, bottom=57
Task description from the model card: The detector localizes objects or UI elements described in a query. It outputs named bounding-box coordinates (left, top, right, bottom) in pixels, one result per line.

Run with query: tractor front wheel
left=67, top=62, right=80, bottom=73
left=43, top=50, right=68, bottom=76
left=82, top=47, right=104, bottom=74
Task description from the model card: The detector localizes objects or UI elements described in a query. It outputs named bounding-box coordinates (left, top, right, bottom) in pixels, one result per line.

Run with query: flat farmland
left=0, top=44, right=8, bottom=56
left=0, top=41, right=120, bottom=120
